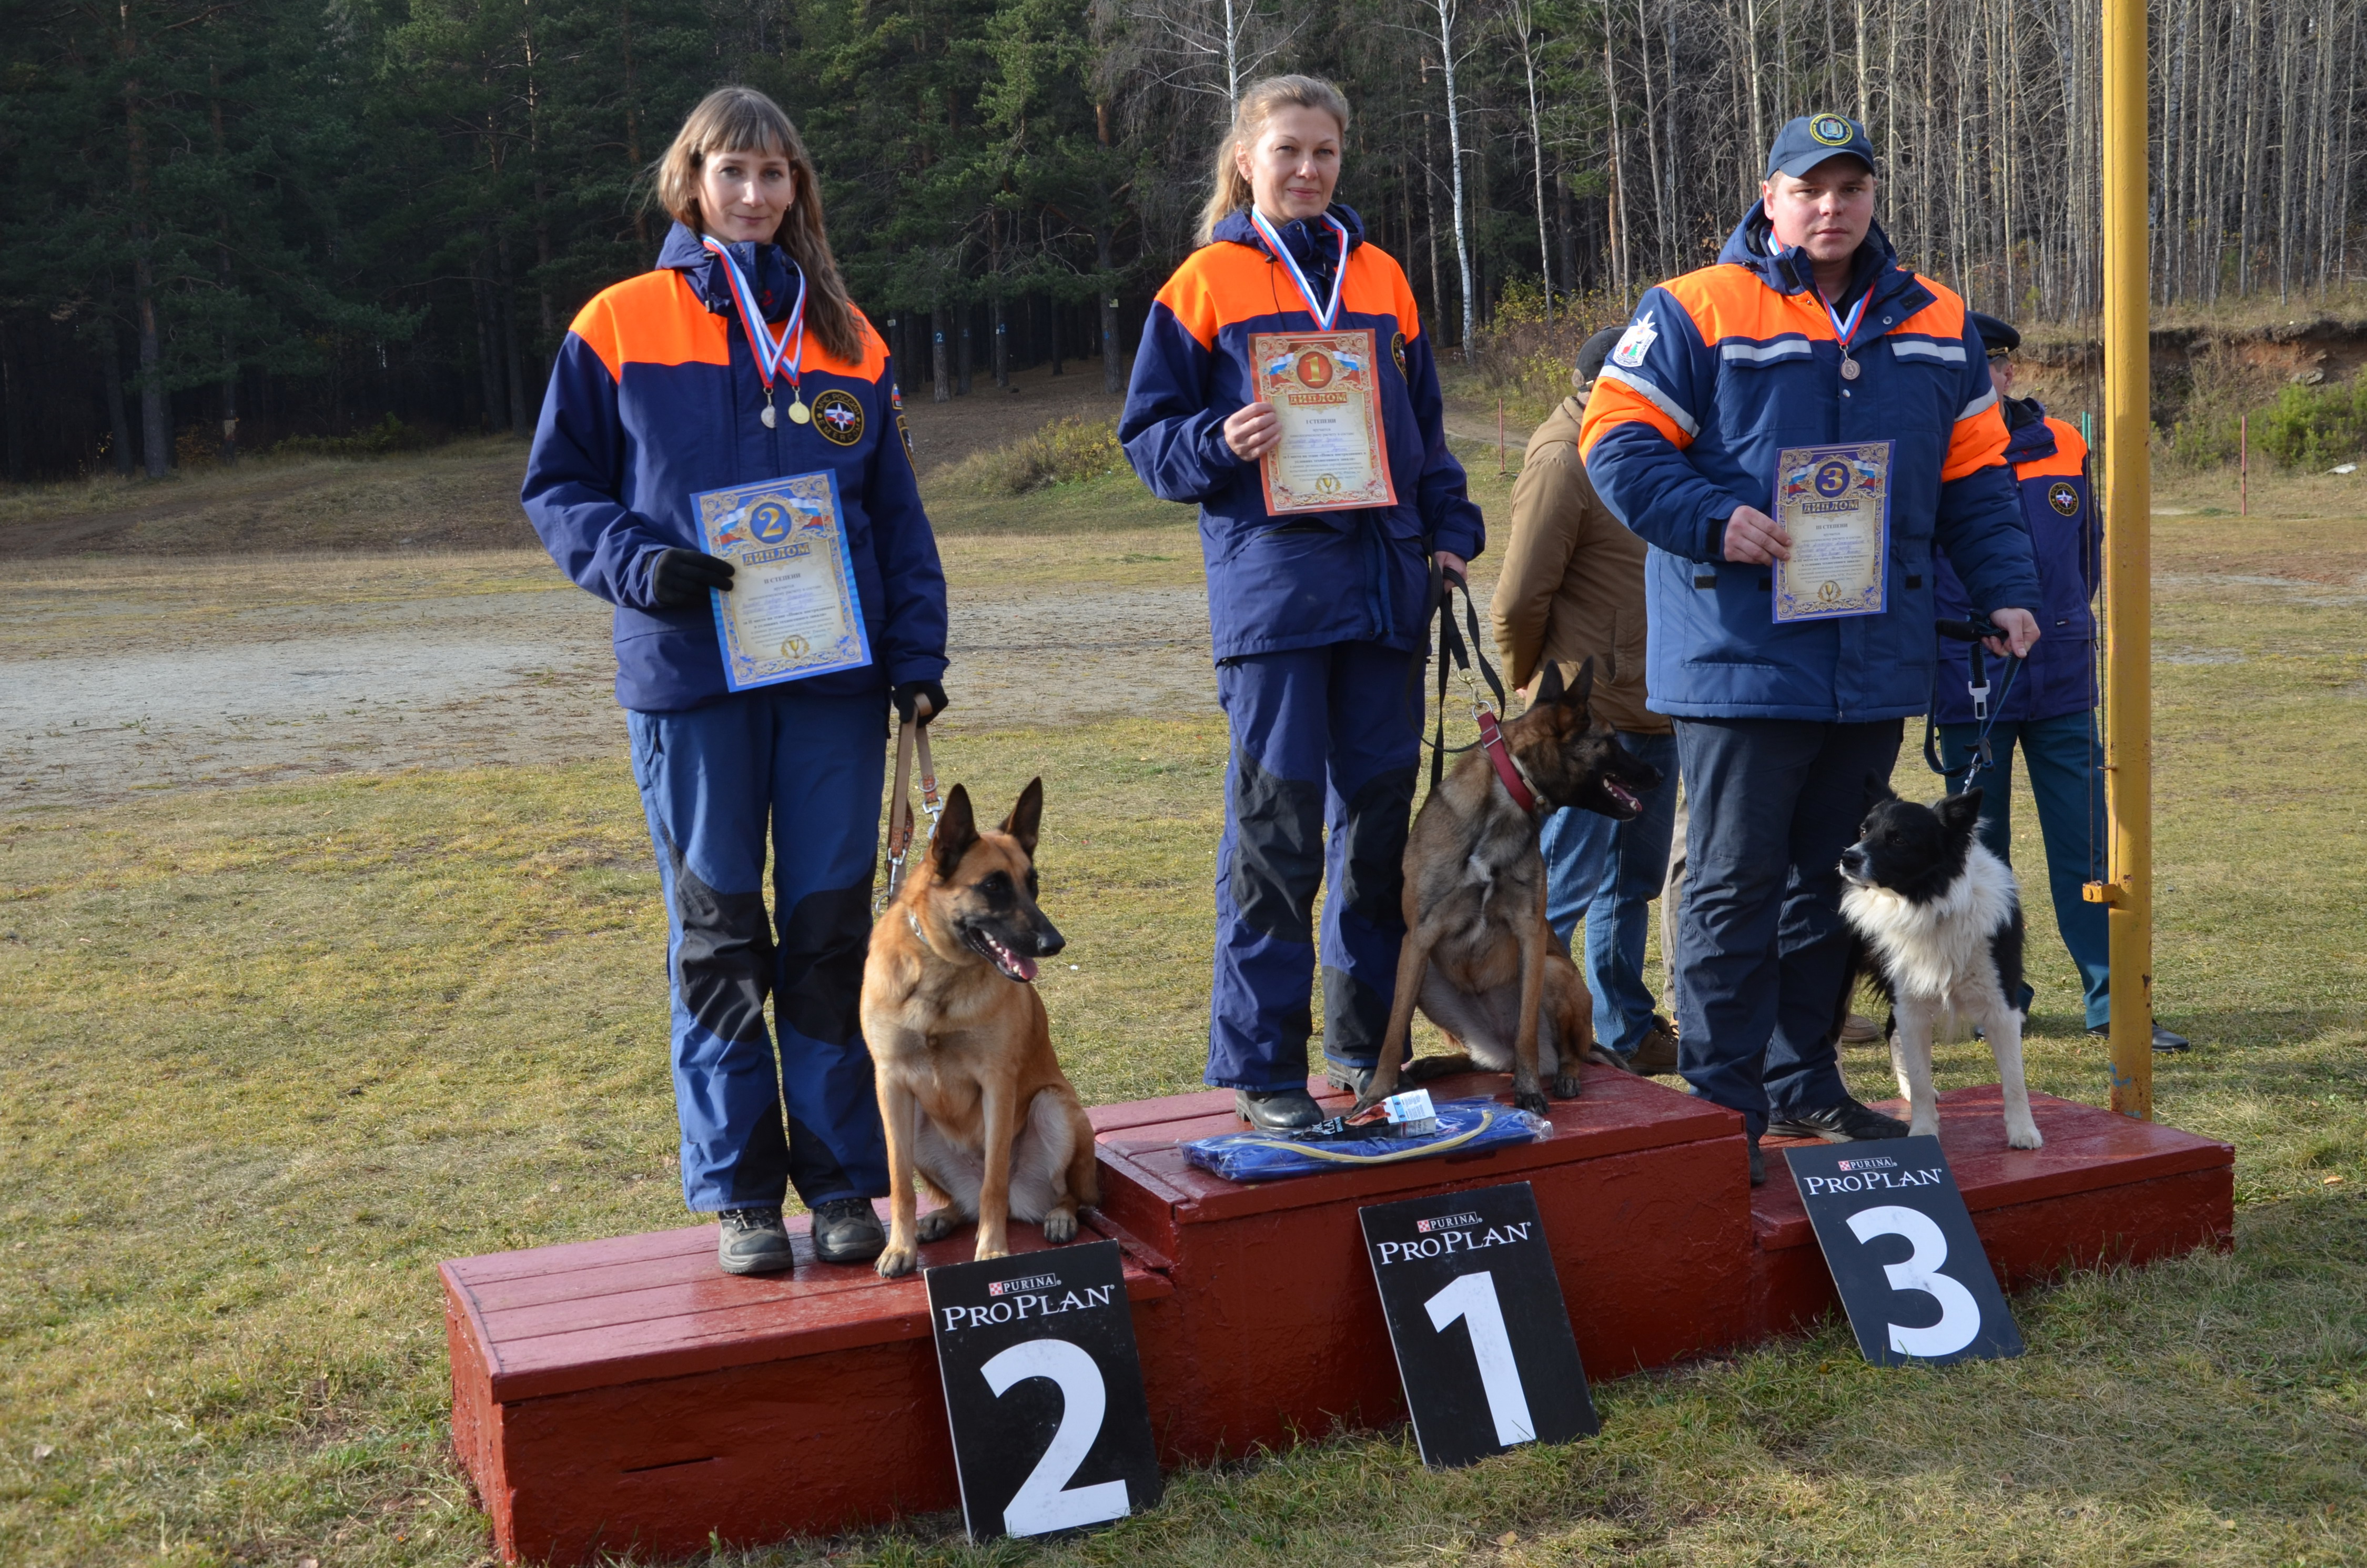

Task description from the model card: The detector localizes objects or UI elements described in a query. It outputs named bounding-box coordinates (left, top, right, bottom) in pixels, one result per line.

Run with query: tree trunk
left=498, top=237, right=530, bottom=433
left=101, top=322, right=133, bottom=477
left=1429, top=1, right=1476, bottom=357
left=134, top=255, right=168, bottom=477
left=1097, top=223, right=1123, bottom=393
left=933, top=301, right=952, bottom=401
left=993, top=294, right=1010, bottom=389
left=472, top=265, right=505, bottom=432
left=958, top=304, right=973, bottom=396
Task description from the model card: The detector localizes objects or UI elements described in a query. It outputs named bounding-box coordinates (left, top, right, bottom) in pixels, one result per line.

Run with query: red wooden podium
left=442, top=1071, right=2231, bottom=1563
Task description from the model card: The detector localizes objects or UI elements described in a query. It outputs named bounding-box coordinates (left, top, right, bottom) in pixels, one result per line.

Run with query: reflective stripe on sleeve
left=1890, top=338, right=1968, bottom=364
left=1957, top=387, right=1999, bottom=423
left=1718, top=336, right=1814, bottom=363
left=1596, top=365, right=1701, bottom=438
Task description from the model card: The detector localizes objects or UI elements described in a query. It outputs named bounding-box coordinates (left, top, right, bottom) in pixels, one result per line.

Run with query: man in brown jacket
left=1493, top=327, right=1682, bottom=1074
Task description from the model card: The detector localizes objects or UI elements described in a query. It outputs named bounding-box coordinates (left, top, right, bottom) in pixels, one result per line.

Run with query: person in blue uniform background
left=522, top=87, right=948, bottom=1274
left=1120, top=74, right=1483, bottom=1131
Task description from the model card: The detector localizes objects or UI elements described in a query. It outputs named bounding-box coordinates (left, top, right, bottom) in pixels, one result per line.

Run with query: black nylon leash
left=1923, top=616, right=2024, bottom=793
left=1421, top=557, right=1510, bottom=791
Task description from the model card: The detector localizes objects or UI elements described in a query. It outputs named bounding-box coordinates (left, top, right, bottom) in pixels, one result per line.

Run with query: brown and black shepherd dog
left=861, top=778, right=1097, bottom=1278
left=1351, top=659, right=1665, bottom=1117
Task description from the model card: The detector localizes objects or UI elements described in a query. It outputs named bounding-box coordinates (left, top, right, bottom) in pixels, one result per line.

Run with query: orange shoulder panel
left=1943, top=399, right=2011, bottom=483
left=569, top=270, right=728, bottom=382
left=1896, top=276, right=1968, bottom=342
left=2026, top=415, right=2091, bottom=474
left=1577, top=379, right=1692, bottom=458
left=1663, top=263, right=1818, bottom=344
left=1339, top=243, right=1417, bottom=336
left=1155, top=242, right=1274, bottom=350
left=804, top=306, right=891, bottom=381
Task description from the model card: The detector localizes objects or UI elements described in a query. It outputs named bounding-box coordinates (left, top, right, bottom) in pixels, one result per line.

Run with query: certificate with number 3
left=1771, top=441, right=1893, bottom=623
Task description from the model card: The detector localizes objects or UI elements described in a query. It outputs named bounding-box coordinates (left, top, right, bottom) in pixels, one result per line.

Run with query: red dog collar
left=1474, top=710, right=1538, bottom=813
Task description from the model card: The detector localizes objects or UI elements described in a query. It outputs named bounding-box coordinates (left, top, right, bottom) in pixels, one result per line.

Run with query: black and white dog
left=1836, top=784, right=2043, bottom=1150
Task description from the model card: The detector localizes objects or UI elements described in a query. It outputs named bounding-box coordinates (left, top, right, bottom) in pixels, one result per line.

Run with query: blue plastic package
left=1181, top=1097, right=1552, bottom=1182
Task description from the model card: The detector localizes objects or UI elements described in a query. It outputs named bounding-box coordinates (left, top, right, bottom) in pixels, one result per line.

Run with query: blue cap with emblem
left=1765, top=113, right=1878, bottom=179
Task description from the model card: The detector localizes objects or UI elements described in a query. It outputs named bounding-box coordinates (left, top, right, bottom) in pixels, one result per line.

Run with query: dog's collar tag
left=1475, top=710, right=1539, bottom=814
left=906, top=908, right=937, bottom=955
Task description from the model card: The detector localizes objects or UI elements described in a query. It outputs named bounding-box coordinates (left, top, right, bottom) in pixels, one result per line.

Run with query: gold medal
left=1839, top=355, right=1862, bottom=381
left=760, top=399, right=777, bottom=428
left=787, top=397, right=812, bottom=425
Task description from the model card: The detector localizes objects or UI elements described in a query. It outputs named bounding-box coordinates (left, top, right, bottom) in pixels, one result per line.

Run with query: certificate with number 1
left=1772, top=441, right=1893, bottom=623
left=1252, top=329, right=1397, bottom=514
left=691, top=470, right=872, bottom=690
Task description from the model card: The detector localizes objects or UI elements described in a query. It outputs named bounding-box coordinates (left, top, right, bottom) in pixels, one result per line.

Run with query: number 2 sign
left=925, top=1240, right=1164, bottom=1540
left=1360, top=1182, right=1599, bottom=1468
left=1783, top=1135, right=2024, bottom=1367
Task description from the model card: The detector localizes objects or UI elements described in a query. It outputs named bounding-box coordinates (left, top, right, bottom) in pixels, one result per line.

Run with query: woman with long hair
left=1120, top=75, right=1483, bottom=1129
left=523, top=86, right=948, bottom=1274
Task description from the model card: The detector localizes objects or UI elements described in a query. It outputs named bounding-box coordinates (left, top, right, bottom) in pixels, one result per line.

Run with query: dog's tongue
left=1011, top=954, right=1039, bottom=983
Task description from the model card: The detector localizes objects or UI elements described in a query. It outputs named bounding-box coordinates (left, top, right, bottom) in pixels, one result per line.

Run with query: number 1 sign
left=1360, top=1182, right=1599, bottom=1468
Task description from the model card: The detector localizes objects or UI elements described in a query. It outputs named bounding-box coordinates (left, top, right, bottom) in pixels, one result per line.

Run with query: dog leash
left=877, top=697, right=943, bottom=915
left=1922, top=617, right=2024, bottom=794
left=1421, top=558, right=1522, bottom=798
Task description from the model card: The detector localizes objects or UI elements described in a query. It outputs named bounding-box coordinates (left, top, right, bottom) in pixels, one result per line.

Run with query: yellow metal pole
left=2088, top=0, right=2153, bottom=1119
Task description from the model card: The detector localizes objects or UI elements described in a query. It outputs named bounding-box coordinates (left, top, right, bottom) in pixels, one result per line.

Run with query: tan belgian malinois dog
left=1351, top=660, right=1665, bottom=1116
left=862, top=778, right=1098, bottom=1278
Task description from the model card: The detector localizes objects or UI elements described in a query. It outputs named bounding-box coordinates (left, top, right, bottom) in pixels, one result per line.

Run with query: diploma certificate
left=1251, top=329, right=1398, bottom=515
left=691, top=470, right=872, bottom=690
left=1771, top=441, right=1893, bottom=623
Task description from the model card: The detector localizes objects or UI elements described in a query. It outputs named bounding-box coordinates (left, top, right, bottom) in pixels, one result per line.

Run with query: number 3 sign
left=925, top=1240, right=1164, bottom=1540
left=1783, top=1135, right=2024, bottom=1366
left=1360, top=1182, right=1600, bottom=1468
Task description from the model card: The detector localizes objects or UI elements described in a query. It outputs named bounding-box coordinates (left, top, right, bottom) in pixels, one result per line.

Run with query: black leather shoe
left=2089, top=1022, right=2191, bottom=1053
left=810, top=1197, right=887, bottom=1264
left=716, top=1206, right=795, bottom=1275
left=1747, top=1132, right=1765, bottom=1187
left=1765, top=1096, right=1910, bottom=1142
left=1323, top=1061, right=1375, bottom=1097
left=1235, top=1087, right=1324, bottom=1130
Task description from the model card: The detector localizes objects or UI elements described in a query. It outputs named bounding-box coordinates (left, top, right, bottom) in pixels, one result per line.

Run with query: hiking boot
left=2089, top=1021, right=2191, bottom=1054
left=1765, top=1096, right=1910, bottom=1143
left=1838, top=1011, right=1883, bottom=1045
left=1747, top=1132, right=1766, bottom=1188
left=811, top=1197, right=887, bottom=1264
left=1235, top=1086, right=1324, bottom=1131
left=716, top=1206, right=795, bottom=1276
left=1627, top=1017, right=1681, bottom=1075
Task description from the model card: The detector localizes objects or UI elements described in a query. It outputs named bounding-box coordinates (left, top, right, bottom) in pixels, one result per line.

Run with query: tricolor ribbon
left=1818, top=285, right=1869, bottom=357
left=701, top=236, right=808, bottom=399
left=1247, top=208, right=1351, bottom=331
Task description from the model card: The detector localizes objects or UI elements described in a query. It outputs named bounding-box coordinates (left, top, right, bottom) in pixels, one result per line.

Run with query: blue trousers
left=1672, top=717, right=1903, bottom=1135
left=1209, top=642, right=1421, bottom=1090
left=1936, top=712, right=2111, bottom=1028
left=628, top=686, right=889, bottom=1212
left=1537, top=729, right=1682, bottom=1054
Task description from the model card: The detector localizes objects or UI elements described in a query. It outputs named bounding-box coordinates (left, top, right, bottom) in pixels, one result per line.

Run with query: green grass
left=3, top=495, right=2364, bottom=1566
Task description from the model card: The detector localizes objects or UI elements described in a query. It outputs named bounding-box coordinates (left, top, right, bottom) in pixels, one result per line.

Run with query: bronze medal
left=1839, top=355, right=1862, bottom=381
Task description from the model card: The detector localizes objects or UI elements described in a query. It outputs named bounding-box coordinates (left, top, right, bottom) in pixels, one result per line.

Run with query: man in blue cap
left=1578, top=114, right=2043, bottom=1183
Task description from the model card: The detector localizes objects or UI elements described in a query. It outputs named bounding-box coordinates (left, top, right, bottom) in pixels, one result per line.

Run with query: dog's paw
left=1909, top=1118, right=1941, bottom=1140
left=916, top=1210, right=960, bottom=1242
left=1042, top=1208, right=1078, bottom=1244
left=973, top=1243, right=1011, bottom=1263
left=1513, top=1088, right=1551, bottom=1116
left=1550, top=1073, right=1582, bottom=1099
left=2006, top=1122, right=2044, bottom=1151
left=875, top=1243, right=920, bottom=1279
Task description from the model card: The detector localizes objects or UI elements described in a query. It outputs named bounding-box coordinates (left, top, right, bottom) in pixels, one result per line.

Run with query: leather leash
left=878, top=696, right=942, bottom=914
left=1425, top=559, right=1531, bottom=808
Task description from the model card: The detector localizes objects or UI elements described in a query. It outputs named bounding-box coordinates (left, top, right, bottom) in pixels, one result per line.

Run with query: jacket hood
left=2002, top=395, right=2056, bottom=451
left=1717, top=203, right=1901, bottom=301
left=1212, top=203, right=1368, bottom=262
left=658, top=220, right=801, bottom=322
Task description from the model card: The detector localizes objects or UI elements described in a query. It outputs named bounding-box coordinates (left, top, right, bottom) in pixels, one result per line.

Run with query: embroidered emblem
left=1612, top=311, right=1658, bottom=370
left=813, top=388, right=864, bottom=446
left=2048, top=481, right=2080, bottom=517
left=1810, top=114, right=1853, bottom=146
left=897, top=413, right=914, bottom=459
left=1391, top=330, right=1408, bottom=375
left=890, top=380, right=905, bottom=412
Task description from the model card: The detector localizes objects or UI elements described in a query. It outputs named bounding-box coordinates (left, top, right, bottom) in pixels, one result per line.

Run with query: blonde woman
left=1120, top=75, right=1483, bottom=1130
left=522, top=87, right=947, bottom=1274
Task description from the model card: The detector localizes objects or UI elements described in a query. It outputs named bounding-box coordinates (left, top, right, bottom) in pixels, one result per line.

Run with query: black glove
left=649, top=548, right=735, bottom=609
left=893, top=679, right=948, bottom=724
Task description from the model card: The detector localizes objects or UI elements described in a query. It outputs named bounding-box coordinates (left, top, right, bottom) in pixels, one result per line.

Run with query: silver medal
left=1839, top=355, right=1862, bottom=381
left=761, top=400, right=777, bottom=428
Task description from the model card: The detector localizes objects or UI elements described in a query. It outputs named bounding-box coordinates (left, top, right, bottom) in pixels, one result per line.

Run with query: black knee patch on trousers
left=665, top=835, right=773, bottom=1045
left=1337, top=766, right=1415, bottom=927
left=1229, top=746, right=1324, bottom=942
left=1323, top=963, right=1394, bottom=1061
left=776, top=881, right=874, bottom=1046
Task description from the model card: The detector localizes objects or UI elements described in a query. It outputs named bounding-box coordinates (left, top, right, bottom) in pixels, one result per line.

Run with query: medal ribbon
left=1247, top=208, right=1351, bottom=331
left=701, top=237, right=807, bottom=398
left=1818, top=286, right=1869, bottom=358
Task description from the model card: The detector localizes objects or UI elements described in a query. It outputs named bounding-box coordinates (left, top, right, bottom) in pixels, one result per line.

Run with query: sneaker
left=2089, top=1021, right=2191, bottom=1053
left=1765, top=1097, right=1910, bottom=1142
left=810, top=1197, right=887, bottom=1264
left=1235, top=1086, right=1324, bottom=1130
left=1838, top=1012, right=1883, bottom=1045
left=1747, top=1132, right=1766, bottom=1188
left=1626, top=1017, right=1681, bottom=1075
left=716, top=1206, right=795, bottom=1275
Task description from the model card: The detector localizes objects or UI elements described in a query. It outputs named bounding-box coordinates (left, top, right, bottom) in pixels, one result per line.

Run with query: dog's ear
left=1534, top=661, right=1566, bottom=708
left=930, top=784, right=978, bottom=880
left=1559, top=656, right=1596, bottom=711
left=1002, top=777, right=1044, bottom=859
left=1936, top=788, right=1984, bottom=837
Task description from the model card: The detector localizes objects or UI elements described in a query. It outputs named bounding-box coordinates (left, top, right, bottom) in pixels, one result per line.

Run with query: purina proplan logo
left=1416, top=1211, right=1483, bottom=1233
left=1834, top=1156, right=1899, bottom=1172
left=988, top=1272, right=1062, bottom=1297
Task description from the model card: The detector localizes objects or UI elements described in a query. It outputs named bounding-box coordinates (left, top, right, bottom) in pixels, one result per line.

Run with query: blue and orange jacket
left=522, top=222, right=948, bottom=713
left=1120, top=206, right=1483, bottom=661
left=1578, top=208, right=2040, bottom=722
left=1934, top=401, right=2096, bottom=724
